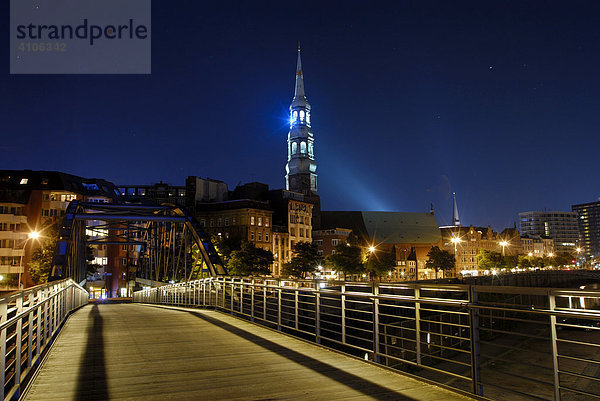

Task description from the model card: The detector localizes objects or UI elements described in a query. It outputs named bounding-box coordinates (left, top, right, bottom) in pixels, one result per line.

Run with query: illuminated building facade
left=519, top=211, right=579, bottom=254
left=0, top=170, right=118, bottom=289
left=572, top=201, right=600, bottom=258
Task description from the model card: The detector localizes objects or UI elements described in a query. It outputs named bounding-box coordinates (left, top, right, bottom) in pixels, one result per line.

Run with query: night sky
left=2, top=1, right=600, bottom=229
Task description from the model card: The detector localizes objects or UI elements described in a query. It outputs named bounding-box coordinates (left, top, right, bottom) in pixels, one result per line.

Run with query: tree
left=211, top=234, right=241, bottom=268
left=518, top=254, right=532, bottom=268
left=282, top=242, right=322, bottom=278
left=477, top=250, right=504, bottom=270
left=227, top=241, right=274, bottom=276
left=325, top=244, right=364, bottom=280
left=504, top=255, right=518, bottom=269
left=365, top=248, right=396, bottom=279
left=552, top=252, right=572, bottom=267
left=28, top=224, right=59, bottom=285
left=425, top=246, right=455, bottom=275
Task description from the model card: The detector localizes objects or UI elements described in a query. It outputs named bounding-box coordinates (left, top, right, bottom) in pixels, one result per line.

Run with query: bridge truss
left=51, top=201, right=226, bottom=285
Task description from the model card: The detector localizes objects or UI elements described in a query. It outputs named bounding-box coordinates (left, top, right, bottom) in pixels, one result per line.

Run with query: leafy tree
left=518, top=254, right=532, bottom=268
left=425, top=246, right=455, bottom=274
left=227, top=241, right=274, bottom=276
left=211, top=234, right=241, bottom=268
left=365, top=247, right=396, bottom=279
left=477, top=250, right=504, bottom=270
left=325, top=244, right=364, bottom=280
left=504, top=255, right=518, bottom=269
left=28, top=224, right=59, bottom=284
left=552, top=252, right=572, bottom=267
left=282, top=242, right=322, bottom=278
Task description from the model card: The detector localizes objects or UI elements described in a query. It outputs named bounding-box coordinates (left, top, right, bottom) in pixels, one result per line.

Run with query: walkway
left=24, top=304, right=475, bottom=400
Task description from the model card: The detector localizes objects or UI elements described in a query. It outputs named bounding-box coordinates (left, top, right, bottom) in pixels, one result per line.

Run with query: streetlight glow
left=29, top=231, right=39, bottom=240
left=368, top=246, right=375, bottom=253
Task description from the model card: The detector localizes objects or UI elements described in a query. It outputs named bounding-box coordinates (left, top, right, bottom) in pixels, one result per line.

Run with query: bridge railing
left=0, top=279, right=88, bottom=401
left=133, top=277, right=600, bottom=400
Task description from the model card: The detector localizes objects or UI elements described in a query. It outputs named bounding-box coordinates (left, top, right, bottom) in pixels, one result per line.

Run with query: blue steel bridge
left=0, top=202, right=598, bottom=400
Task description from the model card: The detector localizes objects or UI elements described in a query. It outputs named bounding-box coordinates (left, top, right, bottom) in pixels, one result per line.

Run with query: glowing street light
left=499, top=240, right=509, bottom=256
left=548, top=252, right=554, bottom=257
left=368, top=246, right=375, bottom=253
left=29, top=231, right=39, bottom=240
left=450, top=236, right=462, bottom=255
left=528, top=252, right=533, bottom=257
left=19, top=230, right=41, bottom=290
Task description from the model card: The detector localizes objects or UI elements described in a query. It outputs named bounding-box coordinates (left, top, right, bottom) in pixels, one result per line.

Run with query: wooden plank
left=24, top=304, right=474, bottom=401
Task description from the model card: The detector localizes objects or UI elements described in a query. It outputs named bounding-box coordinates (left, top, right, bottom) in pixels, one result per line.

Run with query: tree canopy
left=282, top=241, right=322, bottom=278
left=425, top=246, right=455, bottom=273
left=365, top=247, right=396, bottom=278
left=325, top=244, right=364, bottom=278
left=28, top=224, right=59, bottom=284
left=227, top=241, right=274, bottom=276
left=477, top=250, right=504, bottom=270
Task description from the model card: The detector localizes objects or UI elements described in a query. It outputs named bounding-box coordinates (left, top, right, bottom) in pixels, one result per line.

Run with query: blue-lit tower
left=285, top=45, right=317, bottom=195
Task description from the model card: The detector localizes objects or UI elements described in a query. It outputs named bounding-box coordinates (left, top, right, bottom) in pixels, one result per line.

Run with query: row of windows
left=44, top=193, right=77, bottom=202
left=118, top=188, right=186, bottom=197
left=250, top=231, right=270, bottom=242
left=42, top=209, right=65, bottom=217
left=290, top=227, right=310, bottom=238
left=0, top=239, right=18, bottom=249
left=250, top=216, right=269, bottom=227
left=0, top=256, right=19, bottom=266
left=0, top=223, right=22, bottom=231
left=289, top=214, right=308, bottom=224
left=289, top=141, right=314, bottom=157
left=291, top=109, right=310, bottom=125
left=0, top=206, right=24, bottom=215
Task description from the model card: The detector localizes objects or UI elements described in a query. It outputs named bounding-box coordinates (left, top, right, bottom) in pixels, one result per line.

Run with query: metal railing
left=134, top=277, right=600, bottom=400
left=0, top=279, right=88, bottom=400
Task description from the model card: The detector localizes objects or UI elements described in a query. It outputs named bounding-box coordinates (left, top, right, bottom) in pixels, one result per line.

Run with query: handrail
left=134, top=277, right=600, bottom=400
left=0, top=279, right=88, bottom=401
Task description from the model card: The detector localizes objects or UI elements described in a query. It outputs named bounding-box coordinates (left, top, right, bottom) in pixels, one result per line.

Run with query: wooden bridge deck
left=24, top=304, right=475, bottom=400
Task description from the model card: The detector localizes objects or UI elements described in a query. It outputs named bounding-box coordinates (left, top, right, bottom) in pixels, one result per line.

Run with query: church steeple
left=286, top=44, right=317, bottom=195
left=452, top=192, right=461, bottom=226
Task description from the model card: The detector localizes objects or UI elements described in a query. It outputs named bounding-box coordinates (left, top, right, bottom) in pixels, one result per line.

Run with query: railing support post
left=315, top=282, right=321, bottom=344
left=373, top=282, right=380, bottom=363
left=341, top=283, right=346, bottom=343
left=469, top=287, right=482, bottom=396
left=415, top=287, right=422, bottom=366
left=549, top=292, right=561, bottom=401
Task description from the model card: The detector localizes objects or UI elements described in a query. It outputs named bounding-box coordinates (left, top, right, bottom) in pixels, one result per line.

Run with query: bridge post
left=373, top=282, right=380, bottom=364
left=294, top=285, right=299, bottom=331
left=341, top=283, right=346, bottom=344
left=36, top=288, right=42, bottom=364
left=230, top=279, right=234, bottom=314
left=14, top=294, right=23, bottom=397
left=315, top=282, right=321, bottom=344
left=548, top=292, right=561, bottom=401
left=0, top=299, right=7, bottom=401
left=469, top=287, right=482, bottom=396
left=415, top=287, right=421, bottom=366
left=239, top=280, right=244, bottom=314
left=277, top=281, right=282, bottom=331
left=27, top=291, right=34, bottom=369
left=251, top=279, right=255, bottom=322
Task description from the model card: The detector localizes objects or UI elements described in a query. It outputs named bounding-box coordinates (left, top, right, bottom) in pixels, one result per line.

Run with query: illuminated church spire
left=452, top=192, right=461, bottom=226
left=286, top=44, right=317, bottom=195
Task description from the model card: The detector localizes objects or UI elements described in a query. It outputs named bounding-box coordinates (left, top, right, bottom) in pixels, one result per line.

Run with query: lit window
left=258, top=217, right=263, bottom=226
left=251, top=216, right=255, bottom=225
left=300, top=142, right=307, bottom=154
left=293, top=110, right=298, bottom=121
left=299, top=110, right=305, bottom=121
left=291, top=142, right=298, bottom=155
left=265, top=232, right=269, bottom=242
left=306, top=112, right=310, bottom=124
left=19, top=179, right=28, bottom=185
left=265, top=218, right=269, bottom=227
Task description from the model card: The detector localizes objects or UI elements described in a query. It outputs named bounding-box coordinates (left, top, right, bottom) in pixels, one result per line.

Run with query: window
left=290, top=228, right=295, bottom=236
left=293, top=110, right=298, bottom=121
left=265, top=232, right=269, bottom=242
left=258, top=232, right=262, bottom=241
left=299, top=110, right=305, bottom=121
left=121, top=245, right=127, bottom=251
left=291, top=142, right=298, bottom=155
left=306, top=112, right=311, bottom=124
left=250, top=231, right=255, bottom=241
left=122, top=258, right=127, bottom=266
left=217, top=218, right=222, bottom=227
left=200, top=219, right=206, bottom=227
left=19, top=178, right=28, bottom=185
left=225, top=218, right=229, bottom=226
left=300, top=142, right=307, bottom=154
left=265, top=218, right=269, bottom=227
left=332, top=239, right=341, bottom=246
left=258, top=217, right=263, bottom=226
left=210, top=219, right=214, bottom=227
left=232, top=217, right=236, bottom=225
left=138, top=188, right=146, bottom=196
left=251, top=216, right=255, bottom=225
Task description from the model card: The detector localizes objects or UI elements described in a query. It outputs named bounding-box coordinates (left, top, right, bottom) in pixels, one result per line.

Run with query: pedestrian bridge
left=2, top=278, right=600, bottom=401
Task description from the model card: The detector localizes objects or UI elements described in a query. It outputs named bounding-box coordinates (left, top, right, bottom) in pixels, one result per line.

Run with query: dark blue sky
left=2, top=1, right=600, bottom=229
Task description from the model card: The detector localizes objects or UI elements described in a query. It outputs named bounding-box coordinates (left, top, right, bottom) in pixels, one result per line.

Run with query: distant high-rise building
left=572, top=200, right=600, bottom=258
left=518, top=211, right=579, bottom=254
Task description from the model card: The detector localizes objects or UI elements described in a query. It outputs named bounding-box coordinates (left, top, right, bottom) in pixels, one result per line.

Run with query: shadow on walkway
left=75, top=304, right=109, bottom=400
left=182, top=309, right=417, bottom=401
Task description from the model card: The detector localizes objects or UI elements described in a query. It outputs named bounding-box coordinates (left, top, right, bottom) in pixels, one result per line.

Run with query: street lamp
left=19, top=231, right=40, bottom=290
left=368, top=246, right=375, bottom=253
left=499, top=240, right=508, bottom=256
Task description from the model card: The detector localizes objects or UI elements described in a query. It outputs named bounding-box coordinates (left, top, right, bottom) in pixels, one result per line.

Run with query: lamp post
left=576, top=247, right=582, bottom=268
left=19, top=231, right=39, bottom=290
left=499, top=240, right=508, bottom=257
left=450, top=236, right=461, bottom=276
